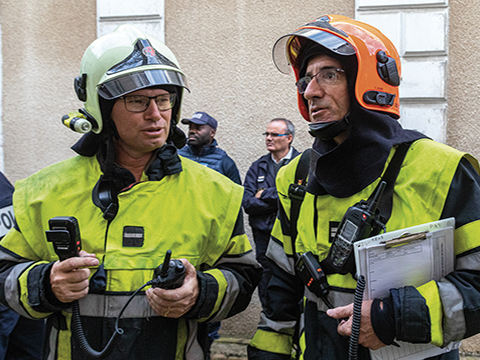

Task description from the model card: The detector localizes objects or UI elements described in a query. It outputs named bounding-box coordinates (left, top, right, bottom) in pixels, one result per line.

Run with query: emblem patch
left=123, top=226, right=145, bottom=247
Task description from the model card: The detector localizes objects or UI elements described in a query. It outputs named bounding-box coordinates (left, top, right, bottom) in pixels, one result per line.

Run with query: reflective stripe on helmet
left=98, top=69, right=188, bottom=100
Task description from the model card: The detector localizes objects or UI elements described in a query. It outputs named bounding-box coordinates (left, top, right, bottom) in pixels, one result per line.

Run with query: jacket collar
left=306, top=105, right=427, bottom=198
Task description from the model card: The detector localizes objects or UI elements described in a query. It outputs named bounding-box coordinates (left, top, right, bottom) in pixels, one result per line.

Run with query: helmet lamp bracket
left=75, top=74, right=87, bottom=102
left=376, top=51, right=400, bottom=87
left=363, top=91, right=396, bottom=107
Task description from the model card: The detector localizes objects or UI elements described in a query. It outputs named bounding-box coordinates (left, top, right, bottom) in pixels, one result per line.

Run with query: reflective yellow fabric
left=417, top=280, right=443, bottom=346
left=250, top=329, right=294, bottom=355
left=4, top=154, right=250, bottom=359
left=268, top=138, right=474, bottom=348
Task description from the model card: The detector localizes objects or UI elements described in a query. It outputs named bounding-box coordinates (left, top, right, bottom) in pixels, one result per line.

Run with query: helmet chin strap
left=308, top=114, right=350, bottom=141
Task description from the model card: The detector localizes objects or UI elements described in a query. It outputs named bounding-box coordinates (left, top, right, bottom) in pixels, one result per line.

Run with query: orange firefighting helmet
left=272, top=14, right=401, bottom=121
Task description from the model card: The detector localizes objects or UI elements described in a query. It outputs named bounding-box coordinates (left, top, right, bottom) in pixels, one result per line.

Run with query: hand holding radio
left=49, top=253, right=98, bottom=303
left=47, top=216, right=98, bottom=303
left=146, top=256, right=199, bottom=318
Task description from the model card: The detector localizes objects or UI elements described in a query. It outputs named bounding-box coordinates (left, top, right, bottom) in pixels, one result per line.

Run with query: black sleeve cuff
left=390, top=286, right=431, bottom=343
left=183, top=271, right=218, bottom=319
left=28, top=262, right=72, bottom=313
left=371, top=297, right=396, bottom=345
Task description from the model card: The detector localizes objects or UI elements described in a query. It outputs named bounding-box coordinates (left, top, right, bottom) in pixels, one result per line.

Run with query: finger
left=337, top=317, right=352, bottom=337
left=58, top=256, right=99, bottom=271
left=79, top=250, right=97, bottom=258
left=327, top=304, right=353, bottom=319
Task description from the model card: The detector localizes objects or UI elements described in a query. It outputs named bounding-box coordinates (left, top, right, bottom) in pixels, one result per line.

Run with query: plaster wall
left=447, top=1, right=480, bottom=159
left=165, top=1, right=354, bottom=182
left=1, top=0, right=480, bottom=353
left=1, top=1, right=96, bottom=183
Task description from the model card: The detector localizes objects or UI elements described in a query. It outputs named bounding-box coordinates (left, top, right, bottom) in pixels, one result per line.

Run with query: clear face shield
left=272, top=28, right=356, bottom=75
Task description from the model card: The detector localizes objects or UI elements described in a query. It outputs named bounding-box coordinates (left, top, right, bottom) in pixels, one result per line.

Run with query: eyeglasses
left=296, top=68, right=345, bottom=94
left=263, top=132, right=289, bottom=138
left=119, top=93, right=176, bottom=113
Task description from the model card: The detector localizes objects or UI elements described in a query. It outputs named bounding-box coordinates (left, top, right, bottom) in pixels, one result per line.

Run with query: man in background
left=243, top=118, right=300, bottom=307
left=179, top=111, right=242, bottom=358
left=179, top=111, right=241, bottom=184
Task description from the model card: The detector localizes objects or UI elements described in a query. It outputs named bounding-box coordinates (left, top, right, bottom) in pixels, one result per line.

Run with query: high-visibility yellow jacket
left=250, top=139, right=480, bottom=359
left=0, top=152, right=261, bottom=360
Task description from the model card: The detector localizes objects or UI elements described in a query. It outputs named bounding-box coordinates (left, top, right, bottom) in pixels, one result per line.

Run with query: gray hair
left=270, top=118, right=295, bottom=143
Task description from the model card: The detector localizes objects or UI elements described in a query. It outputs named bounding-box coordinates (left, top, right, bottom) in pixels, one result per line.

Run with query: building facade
left=1, top=0, right=479, bottom=352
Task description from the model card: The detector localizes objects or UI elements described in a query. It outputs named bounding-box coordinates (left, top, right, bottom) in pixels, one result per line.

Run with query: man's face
left=111, top=88, right=172, bottom=158
left=265, top=121, right=292, bottom=154
left=187, top=123, right=215, bottom=149
left=303, top=54, right=350, bottom=124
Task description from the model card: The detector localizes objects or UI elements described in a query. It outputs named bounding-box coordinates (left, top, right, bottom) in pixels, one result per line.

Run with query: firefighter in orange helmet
left=248, top=15, right=480, bottom=360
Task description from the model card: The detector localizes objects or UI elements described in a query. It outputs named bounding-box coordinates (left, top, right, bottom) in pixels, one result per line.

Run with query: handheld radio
left=295, top=251, right=332, bottom=308
left=152, top=250, right=186, bottom=289
left=46, top=216, right=82, bottom=260
left=322, top=181, right=387, bottom=275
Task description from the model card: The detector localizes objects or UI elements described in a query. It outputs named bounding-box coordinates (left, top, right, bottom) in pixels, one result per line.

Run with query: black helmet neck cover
left=306, top=104, right=427, bottom=198
left=91, top=136, right=183, bottom=221
left=308, top=115, right=350, bottom=141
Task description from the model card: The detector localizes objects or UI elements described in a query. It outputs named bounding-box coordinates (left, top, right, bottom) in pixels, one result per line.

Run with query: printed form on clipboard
left=353, top=217, right=460, bottom=360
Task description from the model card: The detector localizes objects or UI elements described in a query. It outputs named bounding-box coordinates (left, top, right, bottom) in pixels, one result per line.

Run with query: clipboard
left=353, top=218, right=459, bottom=359
left=354, top=217, right=455, bottom=285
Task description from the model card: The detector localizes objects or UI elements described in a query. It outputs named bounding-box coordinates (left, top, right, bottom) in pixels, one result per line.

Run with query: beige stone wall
left=5, top=0, right=478, bottom=181
left=1, top=1, right=96, bottom=183
left=165, top=1, right=354, bottom=181
left=447, top=1, right=480, bottom=159
left=2, top=0, right=480, bottom=352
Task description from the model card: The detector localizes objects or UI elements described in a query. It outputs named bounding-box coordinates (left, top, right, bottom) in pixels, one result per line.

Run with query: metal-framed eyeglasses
left=119, top=93, right=176, bottom=113
left=263, top=132, right=289, bottom=138
left=296, top=68, right=346, bottom=94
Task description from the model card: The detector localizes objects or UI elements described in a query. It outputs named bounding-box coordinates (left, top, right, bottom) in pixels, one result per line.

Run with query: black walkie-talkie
left=46, top=216, right=82, bottom=261
left=295, top=252, right=333, bottom=308
left=152, top=250, right=186, bottom=289
left=322, top=181, right=387, bottom=275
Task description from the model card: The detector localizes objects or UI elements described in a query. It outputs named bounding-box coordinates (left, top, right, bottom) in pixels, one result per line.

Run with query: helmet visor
left=98, top=69, right=189, bottom=100
left=273, top=28, right=356, bottom=74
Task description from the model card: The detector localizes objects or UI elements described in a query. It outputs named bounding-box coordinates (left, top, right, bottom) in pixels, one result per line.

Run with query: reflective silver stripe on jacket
left=266, top=238, right=296, bottom=275
left=438, top=250, right=480, bottom=344
left=258, top=311, right=296, bottom=334
left=46, top=326, right=58, bottom=360
left=4, top=260, right=35, bottom=317
left=438, top=278, right=466, bottom=345
left=210, top=250, right=259, bottom=321
left=78, top=293, right=158, bottom=318
left=456, top=251, right=480, bottom=271
left=210, top=269, right=239, bottom=322
left=304, top=287, right=355, bottom=311
left=184, top=320, right=205, bottom=360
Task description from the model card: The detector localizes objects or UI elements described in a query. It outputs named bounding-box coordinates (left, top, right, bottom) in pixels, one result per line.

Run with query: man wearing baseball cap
left=179, top=111, right=241, bottom=184
left=179, top=111, right=241, bottom=358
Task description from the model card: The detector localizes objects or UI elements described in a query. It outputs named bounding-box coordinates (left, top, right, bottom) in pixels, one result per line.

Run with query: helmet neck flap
left=308, top=115, right=350, bottom=141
